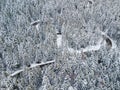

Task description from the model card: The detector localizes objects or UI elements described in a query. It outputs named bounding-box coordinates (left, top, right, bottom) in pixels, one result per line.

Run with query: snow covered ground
left=0, top=0, right=120, bottom=90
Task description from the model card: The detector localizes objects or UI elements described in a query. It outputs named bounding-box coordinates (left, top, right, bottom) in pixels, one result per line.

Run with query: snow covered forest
left=0, top=0, right=120, bottom=90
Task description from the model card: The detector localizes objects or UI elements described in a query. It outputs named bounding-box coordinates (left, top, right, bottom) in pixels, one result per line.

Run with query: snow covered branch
left=99, top=29, right=117, bottom=49
left=67, top=29, right=117, bottom=54
left=30, top=20, right=40, bottom=26
left=10, top=60, right=55, bottom=77
left=30, top=60, right=55, bottom=68
left=68, top=42, right=102, bottom=54
left=10, top=69, right=24, bottom=77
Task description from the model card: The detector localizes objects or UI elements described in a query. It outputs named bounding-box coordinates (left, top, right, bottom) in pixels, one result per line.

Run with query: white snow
left=67, top=29, right=117, bottom=53
left=109, top=38, right=117, bottom=49
left=36, top=24, right=39, bottom=31
left=83, top=43, right=101, bottom=52
left=30, top=20, right=40, bottom=25
left=68, top=44, right=101, bottom=54
left=83, top=79, right=88, bottom=85
left=57, top=35, right=62, bottom=48
left=67, top=37, right=104, bottom=53
left=68, top=86, right=77, bottom=90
